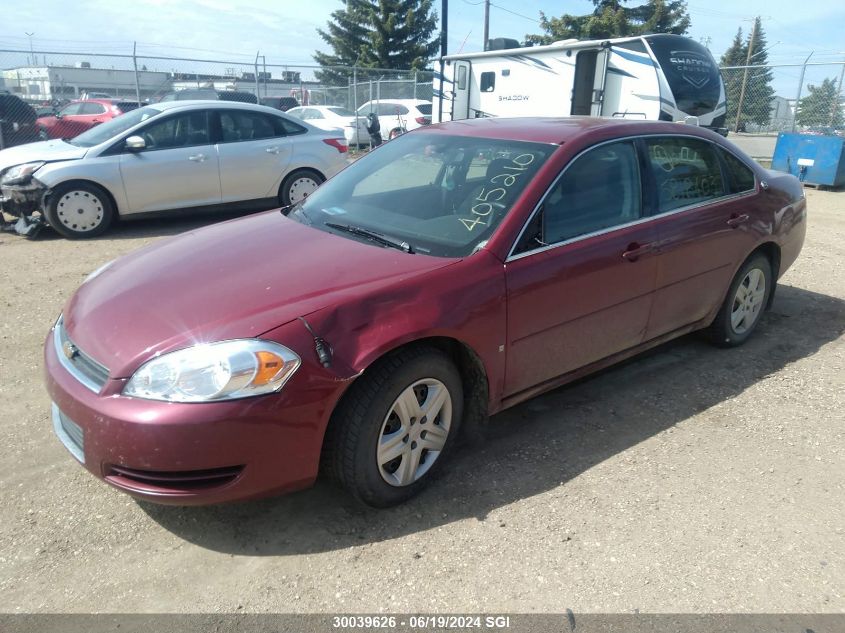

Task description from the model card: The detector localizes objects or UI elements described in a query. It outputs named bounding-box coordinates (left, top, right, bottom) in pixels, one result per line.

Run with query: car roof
left=419, top=116, right=725, bottom=145
left=146, top=100, right=286, bottom=116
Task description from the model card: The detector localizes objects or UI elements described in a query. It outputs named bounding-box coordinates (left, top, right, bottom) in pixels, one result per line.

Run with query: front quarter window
left=291, top=133, right=554, bottom=257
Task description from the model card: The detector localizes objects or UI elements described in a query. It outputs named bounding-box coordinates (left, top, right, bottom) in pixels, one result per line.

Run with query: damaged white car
left=0, top=100, right=348, bottom=239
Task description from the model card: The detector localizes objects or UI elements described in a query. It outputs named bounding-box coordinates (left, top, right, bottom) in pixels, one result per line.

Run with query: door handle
left=622, top=242, right=655, bottom=262
left=188, top=153, right=207, bottom=162
left=265, top=147, right=280, bottom=154
left=727, top=213, right=749, bottom=228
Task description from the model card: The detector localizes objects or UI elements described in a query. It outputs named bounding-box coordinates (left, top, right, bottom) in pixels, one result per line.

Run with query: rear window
left=416, top=104, right=432, bottom=115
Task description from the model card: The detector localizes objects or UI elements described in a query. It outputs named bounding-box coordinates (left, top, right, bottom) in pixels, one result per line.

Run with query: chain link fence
left=721, top=62, right=845, bottom=134
left=1, top=47, right=843, bottom=150
left=0, top=48, right=433, bottom=149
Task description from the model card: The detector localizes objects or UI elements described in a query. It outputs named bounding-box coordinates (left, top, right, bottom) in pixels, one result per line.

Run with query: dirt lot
left=0, top=190, right=842, bottom=614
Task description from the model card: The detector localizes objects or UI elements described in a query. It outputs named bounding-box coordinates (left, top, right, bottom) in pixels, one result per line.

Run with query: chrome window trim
left=506, top=133, right=758, bottom=262
left=53, top=316, right=108, bottom=394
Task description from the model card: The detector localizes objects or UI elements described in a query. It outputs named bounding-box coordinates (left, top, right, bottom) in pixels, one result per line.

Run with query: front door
left=504, top=139, right=658, bottom=396
left=119, top=110, right=221, bottom=214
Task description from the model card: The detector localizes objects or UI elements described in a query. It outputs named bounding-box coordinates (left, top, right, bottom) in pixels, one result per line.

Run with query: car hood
left=0, top=139, right=86, bottom=173
left=62, top=210, right=460, bottom=378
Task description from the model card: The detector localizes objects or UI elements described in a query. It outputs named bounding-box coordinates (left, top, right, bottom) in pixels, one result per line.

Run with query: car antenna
left=297, top=316, right=332, bottom=368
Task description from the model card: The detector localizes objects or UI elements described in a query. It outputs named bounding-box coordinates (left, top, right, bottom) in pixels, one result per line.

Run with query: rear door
left=119, top=109, right=221, bottom=213
left=214, top=109, right=295, bottom=203
left=643, top=135, right=759, bottom=339
left=504, top=140, right=659, bottom=395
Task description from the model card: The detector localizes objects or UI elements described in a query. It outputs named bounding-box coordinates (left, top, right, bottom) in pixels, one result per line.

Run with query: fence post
left=132, top=41, right=142, bottom=104
left=733, top=18, right=757, bottom=133
left=792, top=52, right=814, bottom=132
left=254, top=51, right=260, bottom=98
left=414, top=71, right=418, bottom=99
left=831, top=61, right=845, bottom=127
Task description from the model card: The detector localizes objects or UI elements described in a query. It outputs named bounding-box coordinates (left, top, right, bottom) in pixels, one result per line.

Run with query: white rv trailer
left=432, top=34, right=727, bottom=134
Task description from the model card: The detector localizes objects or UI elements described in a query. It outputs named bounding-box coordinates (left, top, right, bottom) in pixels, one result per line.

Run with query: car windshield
left=68, top=106, right=164, bottom=147
left=291, top=132, right=555, bottom=257
left=327, top=107, right=355, bottom=116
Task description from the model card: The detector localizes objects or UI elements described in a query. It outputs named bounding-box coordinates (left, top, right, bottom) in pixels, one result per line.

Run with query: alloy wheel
left=730, top=267, right=766, bottom=334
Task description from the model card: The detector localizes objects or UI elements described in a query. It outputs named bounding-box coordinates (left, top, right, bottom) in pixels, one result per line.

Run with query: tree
left=796, top=78, right=844, bottom=127
left=525, top=0, right=690, bottom=45
left=719, top=17, right=775, bottom=129
left=314, top=0, right=439, bottom=85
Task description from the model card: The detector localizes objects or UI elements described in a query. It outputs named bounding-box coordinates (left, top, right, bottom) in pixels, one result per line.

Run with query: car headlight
left=123, top=339, right=301, bottom=402
left=0, top=161, right=45, bottom=186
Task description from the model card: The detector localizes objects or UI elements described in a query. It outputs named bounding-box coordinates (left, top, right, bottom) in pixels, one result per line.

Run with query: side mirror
left=55, top=113, right=63, bottom=120
left=125, top=135, right=146, bottom=151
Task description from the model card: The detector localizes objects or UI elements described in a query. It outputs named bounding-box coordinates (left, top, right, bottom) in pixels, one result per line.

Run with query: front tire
left=279, top=169, right=324, bottom=206
left=327, top=346, right=463, bottom=507
left=706, top=254, right=772, bottom=347
left=45, top=182, right=115, bottom=239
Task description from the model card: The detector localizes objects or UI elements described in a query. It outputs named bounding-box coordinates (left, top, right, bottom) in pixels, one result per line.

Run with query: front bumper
left=0, top=179, right=46, bottom=217
left=43, top=324, right=349, bottom=505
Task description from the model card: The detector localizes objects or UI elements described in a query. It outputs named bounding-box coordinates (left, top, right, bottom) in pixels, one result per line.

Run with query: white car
left=356, top=99, right=432, bottom=140
left=287, top=106, right=370, bottom=146
left=0, top=101, right=348, bottom=238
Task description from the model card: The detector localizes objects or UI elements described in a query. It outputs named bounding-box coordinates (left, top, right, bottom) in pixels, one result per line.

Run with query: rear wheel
left=45, top=182, right=115, bottom=239
left=279, top=169, right=324, bottom=206
left=706, top=254, right=772, bottom=347
left=326, top=346, right=463, bottom=507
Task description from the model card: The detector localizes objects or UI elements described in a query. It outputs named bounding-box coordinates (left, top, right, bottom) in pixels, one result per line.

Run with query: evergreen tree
left=526, top=0, right=690, bottom=45
left=719, top=18, right=775, bottom=130
left=314, top=0, right=439, bottom=85
left=796, top=78, right=844, bottom=127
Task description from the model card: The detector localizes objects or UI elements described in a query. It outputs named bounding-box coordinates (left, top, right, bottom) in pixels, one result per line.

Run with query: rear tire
left=279, top=169, right=324, bottom=206
left=706, top=254, right=772, bottom=347
left=326, top=346, right=463, bottom=507
left=45, top=182, right=115, bottom=239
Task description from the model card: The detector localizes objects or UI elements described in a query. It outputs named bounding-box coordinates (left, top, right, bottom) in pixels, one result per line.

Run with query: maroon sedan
left=44, top=118, right=806, bottom=507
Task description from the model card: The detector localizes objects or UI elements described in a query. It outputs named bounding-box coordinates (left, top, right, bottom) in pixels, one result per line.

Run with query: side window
left=646, top=137, right=726, bottom=213
left=138, top=111, right=210, bottom=150
left=718, top=148, right=756, bottom=193
left=310, top=109, right=325, bottom=120
left=480, top=72, right=496, bottom=92
left=60, top=103, right=83, bottom=116
left=456, top=65, right=468, bottom=90
left=219, top=111, right=282, bottom=142
left=277, top=117, right=307, bottom=136
left=516, top=141, right=642, bottom=253
left=79, top=102, right=106, bottom=115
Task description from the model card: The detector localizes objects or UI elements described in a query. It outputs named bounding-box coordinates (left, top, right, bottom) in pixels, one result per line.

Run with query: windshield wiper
left=324, top=222, right=414, bottom=254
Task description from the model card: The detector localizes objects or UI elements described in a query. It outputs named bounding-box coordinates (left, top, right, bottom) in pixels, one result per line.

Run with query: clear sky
left=1, top=0, right=843, bottom=90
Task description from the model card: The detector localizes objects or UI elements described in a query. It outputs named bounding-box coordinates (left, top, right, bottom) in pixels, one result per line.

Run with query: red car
left=37, top=99, right=140, bottom=140
left=43, top=118, right=806, bottom=507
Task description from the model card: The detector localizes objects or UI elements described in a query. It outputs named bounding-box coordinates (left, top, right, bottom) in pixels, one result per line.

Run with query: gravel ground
left=0, top=190, right=842, bottom=614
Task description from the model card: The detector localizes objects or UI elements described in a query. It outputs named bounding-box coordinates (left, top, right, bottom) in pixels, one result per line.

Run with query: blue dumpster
left=771, top=133, right=845, bottom=187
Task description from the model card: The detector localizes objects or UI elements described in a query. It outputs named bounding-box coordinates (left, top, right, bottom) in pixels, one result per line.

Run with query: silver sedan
left=0, top=101, right=349, bottom=238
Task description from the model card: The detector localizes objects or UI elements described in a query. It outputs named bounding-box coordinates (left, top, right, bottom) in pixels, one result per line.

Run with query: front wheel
left=44, top=182, right=115, bottom=239
left=706, top=254, right=772, bottom=347
left=327, top=346, right=463, bottom=507
left=279, top=169, right=324, bottom=206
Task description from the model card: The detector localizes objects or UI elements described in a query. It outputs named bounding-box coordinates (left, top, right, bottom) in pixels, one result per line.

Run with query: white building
left=0, top=64, right=170, bottom=101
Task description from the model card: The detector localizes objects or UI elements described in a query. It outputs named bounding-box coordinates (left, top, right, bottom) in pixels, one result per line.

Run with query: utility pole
left=733, top=17, right=758, bottom=133
left=483, top=0, right=490, bottom=51
left=438, top=0, right=448, bottom=123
